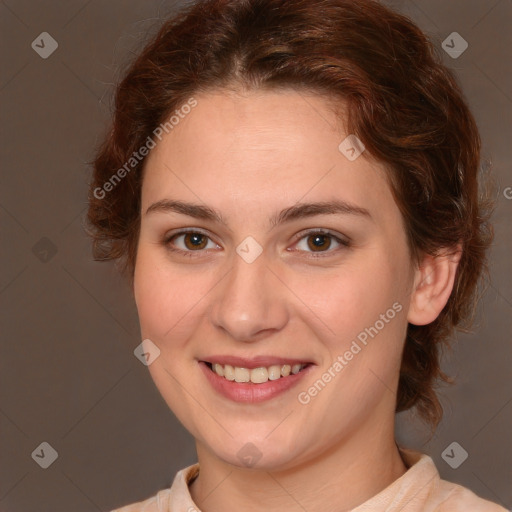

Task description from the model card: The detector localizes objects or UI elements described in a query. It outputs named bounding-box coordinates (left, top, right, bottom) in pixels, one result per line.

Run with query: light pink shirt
left=111, top=448, right=507, bottom=511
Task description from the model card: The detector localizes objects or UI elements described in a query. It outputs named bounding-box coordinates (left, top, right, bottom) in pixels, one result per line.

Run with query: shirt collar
left=168, top=448, right=440, bottom=512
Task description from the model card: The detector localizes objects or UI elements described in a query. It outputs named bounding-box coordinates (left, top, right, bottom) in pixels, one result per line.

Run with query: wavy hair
left=86, top=0, right=494, bottom=428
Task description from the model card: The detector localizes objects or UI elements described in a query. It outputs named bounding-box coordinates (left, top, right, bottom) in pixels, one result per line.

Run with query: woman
left=87, top=0, right=506, bottom=510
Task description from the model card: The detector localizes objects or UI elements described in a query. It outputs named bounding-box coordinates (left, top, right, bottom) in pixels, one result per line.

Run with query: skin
left=133, top=88, right=460, bottom=512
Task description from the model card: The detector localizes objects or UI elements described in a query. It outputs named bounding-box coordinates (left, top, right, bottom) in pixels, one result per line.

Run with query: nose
left=210, top=249, right=289, bottom=343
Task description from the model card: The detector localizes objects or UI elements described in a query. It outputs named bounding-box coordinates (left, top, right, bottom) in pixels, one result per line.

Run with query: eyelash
left=162, top=228, right=350, bottom=259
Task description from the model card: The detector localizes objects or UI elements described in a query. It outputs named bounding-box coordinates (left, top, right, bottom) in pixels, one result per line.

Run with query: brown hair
left=86, top=0, right=493, bottom=428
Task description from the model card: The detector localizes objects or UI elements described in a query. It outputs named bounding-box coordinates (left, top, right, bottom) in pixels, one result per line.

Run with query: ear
left=407, top=245, right=462, bottom=326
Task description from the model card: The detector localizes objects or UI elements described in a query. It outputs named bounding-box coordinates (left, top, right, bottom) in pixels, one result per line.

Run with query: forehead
left=140, top=89, right=396, bottom=225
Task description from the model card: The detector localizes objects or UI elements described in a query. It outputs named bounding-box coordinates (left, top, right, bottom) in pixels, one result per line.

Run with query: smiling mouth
left=203, top=361, right=312, bottom=384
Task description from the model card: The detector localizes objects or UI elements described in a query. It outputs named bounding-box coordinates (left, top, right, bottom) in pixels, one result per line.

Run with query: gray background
left=1, top=1, right=511, bottom=510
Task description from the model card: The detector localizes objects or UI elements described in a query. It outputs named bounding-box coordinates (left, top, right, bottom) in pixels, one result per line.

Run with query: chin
left=205, top=433, right=306, bottom=471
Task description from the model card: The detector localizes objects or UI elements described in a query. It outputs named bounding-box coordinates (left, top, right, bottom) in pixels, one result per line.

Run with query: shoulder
left=433, top=479, right=508, bottom=512
left=109, top=489, right=170, bottom=512
left=109, top=463, right=200, bottom=512
left=397, top=448, right=507, bottom=512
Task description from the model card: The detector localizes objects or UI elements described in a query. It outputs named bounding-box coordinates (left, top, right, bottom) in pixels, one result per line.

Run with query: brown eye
left=182, top=232, right=208, bottom=250
left=293, top=230, right=349, bottom=256
left=164, top=230, right=218, bottom=256
left=306, top=233, right=332, bottom=252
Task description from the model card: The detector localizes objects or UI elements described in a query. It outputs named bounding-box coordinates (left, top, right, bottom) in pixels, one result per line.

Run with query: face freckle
left=133, top=88, right=415, bottom=471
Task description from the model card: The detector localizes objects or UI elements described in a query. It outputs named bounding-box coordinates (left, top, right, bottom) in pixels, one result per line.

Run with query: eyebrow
left=145, top=198, right=372, bottom=228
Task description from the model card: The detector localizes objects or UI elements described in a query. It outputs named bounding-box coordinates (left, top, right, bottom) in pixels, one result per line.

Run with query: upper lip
left=200, top=355, right=313, bottom=369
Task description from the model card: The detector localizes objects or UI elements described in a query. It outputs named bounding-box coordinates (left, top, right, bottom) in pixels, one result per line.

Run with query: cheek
left=291, top=252, right=409, bottom=407
left=133, top=248, right=201, bottom=346
left=133, top=250, right=212, bottom=434
left=295, top=263, right=407, bottom=411
left=291, top=255, right=404, bottom=343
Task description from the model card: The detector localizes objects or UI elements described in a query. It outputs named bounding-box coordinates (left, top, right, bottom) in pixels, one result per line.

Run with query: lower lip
left=199, top=361, right=313, bottom=403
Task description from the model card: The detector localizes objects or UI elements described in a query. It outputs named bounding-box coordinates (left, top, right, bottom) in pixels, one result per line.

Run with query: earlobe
left=407, top=245, right=462, bottom=326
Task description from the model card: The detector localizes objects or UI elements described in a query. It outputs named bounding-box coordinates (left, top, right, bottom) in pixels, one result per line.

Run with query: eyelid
left=292, top=227, right=350, bottom=244
left=288, top=228, right=350, bottom=257
left=163, top=227, right=350, bottom=257
left=164, top=228, right=220, bottom=250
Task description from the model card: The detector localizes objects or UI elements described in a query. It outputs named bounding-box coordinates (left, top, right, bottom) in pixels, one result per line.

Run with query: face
left=133, top=88, right=416, bottom=471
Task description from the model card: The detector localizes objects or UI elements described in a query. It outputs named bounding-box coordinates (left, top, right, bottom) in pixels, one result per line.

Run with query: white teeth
left=291, top=364, right=302, bottom=374
left=209, top=362, right=307, bottom=383
left=234, top=367, right=250, bottom=383
left=224, top=364, right=235, bottom=381
left=281, top=364, right=291, bottom=377
left=268, top=365, right=281, bottom=380
left=250, top=367, right=268, bottom=383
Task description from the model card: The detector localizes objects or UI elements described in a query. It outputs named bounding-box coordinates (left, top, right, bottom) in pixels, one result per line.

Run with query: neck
left=189, top=417, right=407, bottom=512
